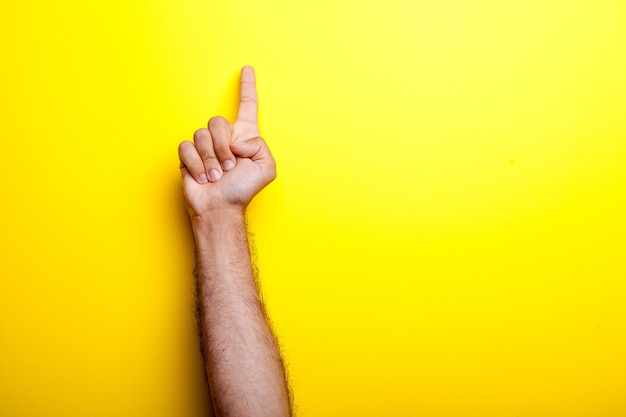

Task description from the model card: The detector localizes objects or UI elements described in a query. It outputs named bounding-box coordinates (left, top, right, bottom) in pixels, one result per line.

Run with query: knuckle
left=208, top=116, right=227, bottom=128
left=178, top=140, right=195, bottom=154
left=214, top=144, right=232, bottom=156
left=193, top=128, right=208, bottom=141
left=248, top=136, right=264, bottom=146
left=213, top=143, right=230, bottom=156
left=200, top=153, right=217, bottom=163
left=239, top=95, right=257, bottom=103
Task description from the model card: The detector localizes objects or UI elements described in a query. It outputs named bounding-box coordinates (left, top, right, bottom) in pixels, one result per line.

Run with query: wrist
left=191, top=208, right=247, bottom=242
left=192, top=208, right=252, bottom=277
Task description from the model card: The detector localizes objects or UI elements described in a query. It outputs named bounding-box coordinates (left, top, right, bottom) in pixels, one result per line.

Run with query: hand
left=178, top=66, right=276, bottom=219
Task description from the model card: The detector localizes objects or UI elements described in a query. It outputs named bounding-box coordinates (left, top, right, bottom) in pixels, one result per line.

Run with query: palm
left=184, top=157, right=266, bottom=212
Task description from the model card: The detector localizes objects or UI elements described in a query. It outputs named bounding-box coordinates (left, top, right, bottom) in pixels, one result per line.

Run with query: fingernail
left=199, top=173, right=208, bottom=184
left=209, top=168, right=222, bottom=182
left=223, top=160, right=235, bottom=171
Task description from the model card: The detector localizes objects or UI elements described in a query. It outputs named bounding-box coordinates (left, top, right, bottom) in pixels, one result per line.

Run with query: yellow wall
left=1, top=1, right=625, bottom=416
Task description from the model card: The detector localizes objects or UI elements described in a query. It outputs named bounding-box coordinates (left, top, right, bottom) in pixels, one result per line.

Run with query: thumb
left=230, top=136, right=271, bottom=161
left=230, top=137, right=277, bottom=183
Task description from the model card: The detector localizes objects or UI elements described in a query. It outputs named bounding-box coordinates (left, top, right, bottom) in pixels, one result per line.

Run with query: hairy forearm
left=193, top=210, right=291, bottom=417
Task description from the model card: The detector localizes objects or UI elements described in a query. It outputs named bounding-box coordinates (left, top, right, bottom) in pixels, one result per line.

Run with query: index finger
left=236, top=66, right=258, bottom=125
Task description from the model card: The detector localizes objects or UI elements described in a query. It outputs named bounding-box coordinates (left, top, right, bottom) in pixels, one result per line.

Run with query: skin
left=178, top=66, right=292, bottom=417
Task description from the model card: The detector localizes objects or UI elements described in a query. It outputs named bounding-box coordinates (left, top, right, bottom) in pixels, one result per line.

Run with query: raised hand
left=178, top=66, right=276, bottom=219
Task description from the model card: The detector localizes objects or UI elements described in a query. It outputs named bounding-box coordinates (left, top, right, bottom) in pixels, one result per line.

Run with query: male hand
left=178, top=66, right=276, bottom=219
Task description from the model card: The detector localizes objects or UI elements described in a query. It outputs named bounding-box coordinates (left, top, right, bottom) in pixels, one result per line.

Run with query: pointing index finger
left=237, top=66, right=258, bottom=125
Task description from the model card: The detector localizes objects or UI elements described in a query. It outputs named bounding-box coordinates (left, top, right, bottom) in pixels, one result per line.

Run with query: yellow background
left=1, top=1, right=625, bottom=416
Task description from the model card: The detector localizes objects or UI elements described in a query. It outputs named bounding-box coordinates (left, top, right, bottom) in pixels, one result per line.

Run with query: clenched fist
left=178, top=66, right=276, bottom=220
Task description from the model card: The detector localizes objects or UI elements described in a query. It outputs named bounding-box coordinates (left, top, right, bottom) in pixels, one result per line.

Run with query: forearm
left=193, top=210, right=291, bottom=417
